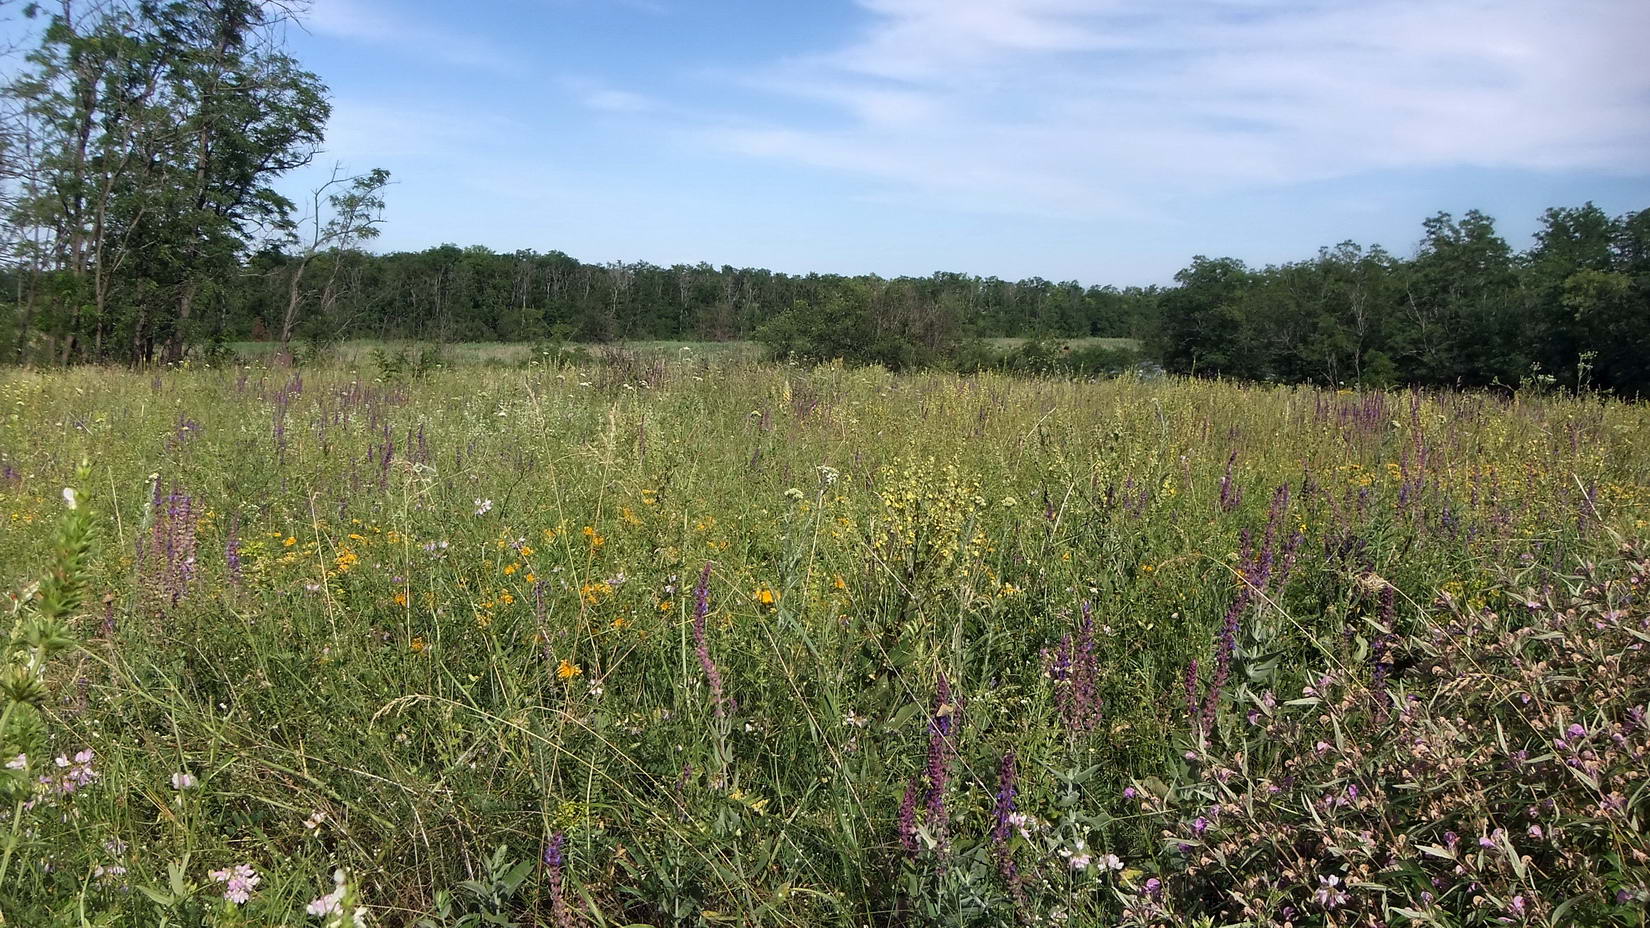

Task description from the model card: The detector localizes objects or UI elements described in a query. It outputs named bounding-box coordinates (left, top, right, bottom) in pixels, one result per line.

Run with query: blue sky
left=42, top=1, right=1650, bottom=284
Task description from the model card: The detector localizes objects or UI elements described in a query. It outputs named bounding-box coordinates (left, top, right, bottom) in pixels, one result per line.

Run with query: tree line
left=1152, top=205, right=1650, bottom=394
left=1, top=4, right=1645, bottom=393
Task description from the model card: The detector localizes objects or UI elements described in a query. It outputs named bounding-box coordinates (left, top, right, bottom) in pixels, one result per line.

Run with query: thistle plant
left=0, top=466, right=94, bottom=904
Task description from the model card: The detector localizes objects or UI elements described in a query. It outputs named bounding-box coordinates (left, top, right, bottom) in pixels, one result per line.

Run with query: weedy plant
left=0, top=358, right=1647, bottom=926
left=0, top=465, right=94, bottom=907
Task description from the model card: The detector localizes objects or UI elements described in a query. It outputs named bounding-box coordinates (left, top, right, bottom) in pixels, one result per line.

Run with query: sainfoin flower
left=1314, top=874, right=1348, bottom=909
left=306, top=869, right=365, bottom=925
left=45, top=749, right=98, bottom=794
left=171, top=771, right=197, bottom=790
left=209, top=863, right=260, bottom=904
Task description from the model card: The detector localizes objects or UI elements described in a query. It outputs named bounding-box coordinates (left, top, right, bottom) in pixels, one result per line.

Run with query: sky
left=29, top=0, right=1650, bottom=284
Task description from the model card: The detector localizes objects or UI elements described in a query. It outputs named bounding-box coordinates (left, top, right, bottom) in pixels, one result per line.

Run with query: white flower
left=473, top=498, right=494, bottom=516
left=4, top=753, right=25, bottom=771
left=62, top=487, right=78, bottom=509
left=171, top=772, right=197, bottom=790
left=304, top=810, right=328, bottom=831
left=1314, top=874, right=1349, bottom=909
left=1100, top=853, right=1124, bottom=871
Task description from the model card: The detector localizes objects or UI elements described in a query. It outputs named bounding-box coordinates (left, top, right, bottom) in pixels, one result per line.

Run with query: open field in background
left=2, top=357, right=1648, bottom=926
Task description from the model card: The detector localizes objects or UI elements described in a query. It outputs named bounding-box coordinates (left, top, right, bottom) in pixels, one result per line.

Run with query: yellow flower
left=503, top=562, right=519, bottom=575
left=556, top=659, right=583, bottom=680
left=283, top=536, right=296, bottom=547
left=409, top=636, right=426, bottom=653
left=392, top=591, right=409, bottom=607
left=755, top=587, right=777, bottom=606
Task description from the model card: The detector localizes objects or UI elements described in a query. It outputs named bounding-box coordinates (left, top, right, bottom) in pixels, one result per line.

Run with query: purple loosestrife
left=225, top=515, right=243, bottom=587
left=991, top=752, right=1025, bottom=901
left=896, top=776, right=920, bottom=857
left=1185, top=659, right=1201, bottom=730
left=1048, top=604, right=1102, bottom=735
left=543, top=832, right=572, bottom=928
left=691, top=562, right=726, bottom=716
left=923, top=674, right=957, bottom=845
left=1218, top=451, right=1243, bottom=512
left=138, top=482, right=198, bottom=609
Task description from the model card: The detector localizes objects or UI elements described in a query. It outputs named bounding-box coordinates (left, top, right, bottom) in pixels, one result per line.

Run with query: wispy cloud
left=564, top=79, right=658, bottom=114
left=700, top=0, right=1650, bottom=218
left=305, top=0, right=524, bottom=76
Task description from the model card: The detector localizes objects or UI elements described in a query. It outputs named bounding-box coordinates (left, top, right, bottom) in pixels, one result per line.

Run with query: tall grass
left=0, top=358, right=1645, bottom=925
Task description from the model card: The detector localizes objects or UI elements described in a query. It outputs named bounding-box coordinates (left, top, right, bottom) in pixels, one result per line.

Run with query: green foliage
left=0, top=358, right=1645, bottom=925
left=0, top=466, right=94, bottom=895
left=1151, top=205, right=1650, bottom=394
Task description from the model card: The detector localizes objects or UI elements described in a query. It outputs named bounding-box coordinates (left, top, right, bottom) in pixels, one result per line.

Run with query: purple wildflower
left=543, top=832, right=571, bottom=928
left=1048, top=603, right=1102, bottom=734
left=691, top=562, right=726, bottom=716
left=991, top=752, right=1022, bottom=896
left=896, top=776, right=920, bottom=856
left=1218, top=451, right=1243, bottom=511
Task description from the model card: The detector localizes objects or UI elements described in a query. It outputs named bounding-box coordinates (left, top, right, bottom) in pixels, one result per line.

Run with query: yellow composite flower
left=556, top=659, right=583, bottom=680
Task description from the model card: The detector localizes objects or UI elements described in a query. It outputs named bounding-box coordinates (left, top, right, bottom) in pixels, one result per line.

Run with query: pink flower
left=1313, top=874, right=1348, bottom=909
left=209, top=863, right=260, bottom=904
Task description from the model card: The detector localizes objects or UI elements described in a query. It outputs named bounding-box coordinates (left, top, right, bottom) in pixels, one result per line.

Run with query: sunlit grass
left=1, top=358, right=1646, bottom=926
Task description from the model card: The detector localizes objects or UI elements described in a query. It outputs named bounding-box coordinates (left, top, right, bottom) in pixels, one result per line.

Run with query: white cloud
left=305, top=0, right=524, bottom=76
left=702, top=0, right=1650, bottom=217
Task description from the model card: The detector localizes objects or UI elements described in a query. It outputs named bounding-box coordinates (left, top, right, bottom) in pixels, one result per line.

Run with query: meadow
left=1, top=356, right=1647, bottom=927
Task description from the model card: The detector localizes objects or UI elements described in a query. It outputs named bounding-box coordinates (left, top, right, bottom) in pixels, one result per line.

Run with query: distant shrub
left=956, top=337, right=1145, bottom=377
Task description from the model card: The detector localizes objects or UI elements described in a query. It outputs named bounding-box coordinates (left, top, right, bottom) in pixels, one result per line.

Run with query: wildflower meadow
left=2, top=356, right=1647, bottom=926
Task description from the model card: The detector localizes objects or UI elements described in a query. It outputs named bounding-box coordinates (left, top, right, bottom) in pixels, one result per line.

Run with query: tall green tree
left=4, top=0, right=328, bottom=364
